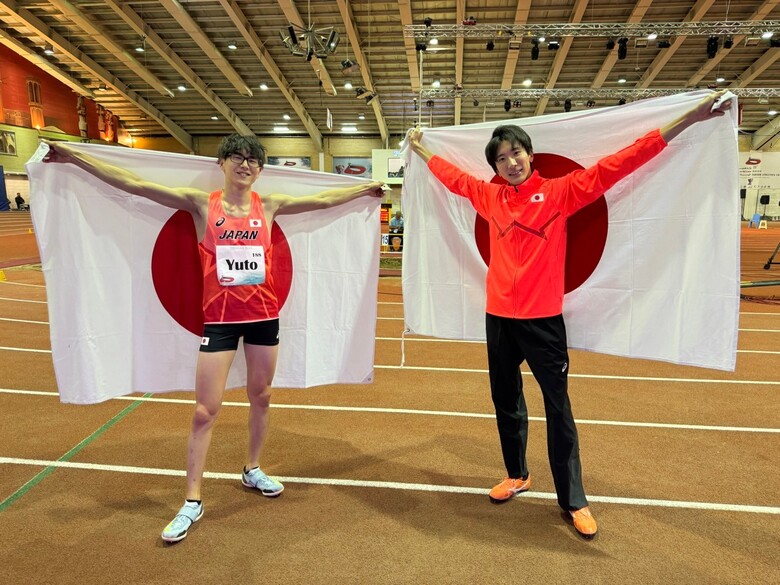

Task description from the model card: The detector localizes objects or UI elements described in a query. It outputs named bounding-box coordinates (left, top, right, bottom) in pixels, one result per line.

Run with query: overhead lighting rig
left=280, top=23, right=339, bottom=61
left=404, top=21, right=780, bottom=39
left=418, top=87, right=780, bottom=101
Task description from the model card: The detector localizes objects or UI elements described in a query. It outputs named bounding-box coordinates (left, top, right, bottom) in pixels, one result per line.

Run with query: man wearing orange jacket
left=407, top=91, right=730, bottom=538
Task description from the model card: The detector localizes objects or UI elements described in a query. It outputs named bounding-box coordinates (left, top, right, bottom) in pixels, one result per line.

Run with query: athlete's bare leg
left=243, top=343, right=279, bottom=469
left=185, top=349, right=236, bottom=500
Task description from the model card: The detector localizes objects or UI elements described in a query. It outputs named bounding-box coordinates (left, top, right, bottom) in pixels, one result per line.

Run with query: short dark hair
left=216, top=134, right=267, bottom=168
left=484, top=125, right=533, bottom=174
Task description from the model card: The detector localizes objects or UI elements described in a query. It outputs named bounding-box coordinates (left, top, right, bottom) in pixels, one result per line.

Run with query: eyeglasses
left=227, top=153, right=261, bottom=168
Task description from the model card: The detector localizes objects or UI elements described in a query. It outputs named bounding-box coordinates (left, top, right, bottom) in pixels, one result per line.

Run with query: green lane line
left=0, top=393, right=152, bottom=512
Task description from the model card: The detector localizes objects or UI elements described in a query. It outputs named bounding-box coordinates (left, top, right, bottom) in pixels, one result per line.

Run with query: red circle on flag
left=151, top=210, right=293, bottom=335
left=474, top=153, right=608, bottom=293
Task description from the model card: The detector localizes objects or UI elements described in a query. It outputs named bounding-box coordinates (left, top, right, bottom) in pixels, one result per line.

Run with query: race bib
left=216, top=245, right=265, bottom=286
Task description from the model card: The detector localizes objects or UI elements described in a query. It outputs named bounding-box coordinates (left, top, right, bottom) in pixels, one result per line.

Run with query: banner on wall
left=334, top=157, right=372, bottom=177
left=268, top=156, right=311, bottom=169
left=739, top=151, right=780, bottom=218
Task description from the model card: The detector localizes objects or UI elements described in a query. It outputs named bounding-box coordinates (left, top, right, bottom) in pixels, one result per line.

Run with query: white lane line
left=0, top=281, right=45, bottom=288
left=374, top=364, right=780, bottom=385
left=0, top=296, right=46, bottom=304
left=0, top=457, right=777, bottom=515
left=1, top=346, right=778, bottom=386
left=377, top=316, right=780, bottom=332
left=0, top=331, right=775, bottom=356
left=376, top=336, right=780, bottom=355
left=0, top=346, right=50, bottom=353
left=376, top=336, right=479, bottom=344
left=1, top=388, right=777, bottom=434
left=0, top=317, right=48, bottom=325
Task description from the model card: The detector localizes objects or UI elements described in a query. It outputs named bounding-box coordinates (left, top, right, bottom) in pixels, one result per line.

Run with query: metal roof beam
left=500, top=1, right=532, bottom=90
left=335, top=0, right=387, bottom=141
left=454, top=0, right=465, bottom=125
left=404, top=21, right=780, bottom=38
left=636, top=0, right=717, bottom=89
left=0, top=27, right=93, bottom=97
left=687, top=0, right=780, bottom=87
left=104, top=0, right=253, bottom=135
left=591, top=0, right=653, bottom=89
left=0, top=0, right=192, bottom=150
left=397, top=0, right=421, bottom=94
left=48, top=0, right=173, bottom=97
left=276, top=0, right=337, bottom=97
left=217, top=0, right=322, bottom=151
left=535, top=0, right=590, bottom=116
left=421, top=88, right=780, bottom=99
left=158, top=0, right=252, bottom=98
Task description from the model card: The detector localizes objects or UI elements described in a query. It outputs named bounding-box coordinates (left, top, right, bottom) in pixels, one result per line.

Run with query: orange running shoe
left=488, top=476, right=531, bottom=503
left=570, top=506, right=598, bottom=538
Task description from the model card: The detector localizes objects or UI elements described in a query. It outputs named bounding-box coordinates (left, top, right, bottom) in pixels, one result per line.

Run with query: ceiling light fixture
left=617, top=38, right=628, bottom=60
left=259, top=83, right=269, bottom=91
left=44, top=44, right=54, bottom=55
left=280, top=21, right=339, bottom=61
left=707, top=36, right=719, bottom=58
left=227, top=41, right=237, bottom=50
left=341, top=59, right=360, bottom=74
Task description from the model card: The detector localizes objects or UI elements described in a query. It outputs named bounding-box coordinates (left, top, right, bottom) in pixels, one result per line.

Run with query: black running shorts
left=199, top=319, right=280, bottom=352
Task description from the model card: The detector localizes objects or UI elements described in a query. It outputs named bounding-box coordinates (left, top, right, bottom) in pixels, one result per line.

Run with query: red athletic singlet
left=198, top=190, right=279, bottom=324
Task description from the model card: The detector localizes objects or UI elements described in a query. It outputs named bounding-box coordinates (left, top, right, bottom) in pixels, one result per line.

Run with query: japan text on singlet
left=198, top=190, right=279, bottom=324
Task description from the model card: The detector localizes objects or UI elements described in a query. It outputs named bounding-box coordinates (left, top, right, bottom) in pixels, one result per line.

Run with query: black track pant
left=485, top=312, right=588, bottom=511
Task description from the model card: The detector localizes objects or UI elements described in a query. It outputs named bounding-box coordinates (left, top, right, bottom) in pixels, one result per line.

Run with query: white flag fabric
left=28, top=144, right=380, bottom=404
left=402, top=91, right=740, bottom=371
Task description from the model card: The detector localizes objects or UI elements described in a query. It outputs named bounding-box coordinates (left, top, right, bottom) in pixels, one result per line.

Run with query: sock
left=244, top=466, right=259, bottom=474
left=184, top=499, right=201, bottom=507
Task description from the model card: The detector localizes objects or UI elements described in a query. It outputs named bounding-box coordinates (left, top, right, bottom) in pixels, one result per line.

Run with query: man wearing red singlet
left=44, top=135, right=384, bottom=543
left=407, top=91, right=731, bottom=539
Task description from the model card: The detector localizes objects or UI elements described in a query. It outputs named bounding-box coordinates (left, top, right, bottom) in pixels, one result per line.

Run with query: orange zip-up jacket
left=198, top=190, right=279, bottom=324
left=427, top=129, right=667, bottom=319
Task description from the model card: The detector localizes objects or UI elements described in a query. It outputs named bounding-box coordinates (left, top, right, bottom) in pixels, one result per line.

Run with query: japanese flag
left=402, top=91, right=740, bottom=371
left=28, top=143, right=380, bottom=404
